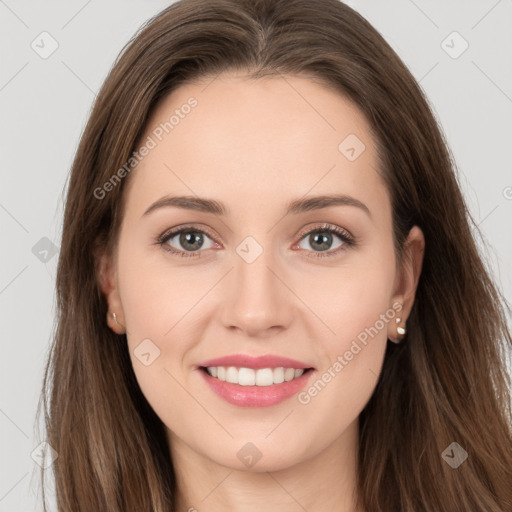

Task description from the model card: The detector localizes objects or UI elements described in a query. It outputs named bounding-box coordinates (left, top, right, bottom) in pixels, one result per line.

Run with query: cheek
left=117, top=240, right=206, bottom=341
left=296, top=243, right=395, bottom=422
left=309, top=240, right=396, bottom=347
left=116, top=239, right=232, bottom=419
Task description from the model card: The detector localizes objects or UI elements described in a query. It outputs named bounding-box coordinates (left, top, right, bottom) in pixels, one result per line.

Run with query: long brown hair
left=38, top=0, right=512, bottom=510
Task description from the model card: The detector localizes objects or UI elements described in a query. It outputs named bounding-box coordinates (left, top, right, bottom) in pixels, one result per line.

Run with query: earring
left=389, top=317, right=406, bottom=344
left=396, top=318, right=406, bottom=336
left=109, top=312, right=125, bottom=334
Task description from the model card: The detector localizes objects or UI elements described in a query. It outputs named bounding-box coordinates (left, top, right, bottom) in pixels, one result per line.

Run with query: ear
left=388, top=226, right=425, bottom=340
left=96, top=248, right=126, bottom=335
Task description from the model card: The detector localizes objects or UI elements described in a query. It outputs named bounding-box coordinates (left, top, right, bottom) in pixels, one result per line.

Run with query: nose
left=219, top=246, right=295, bottom=338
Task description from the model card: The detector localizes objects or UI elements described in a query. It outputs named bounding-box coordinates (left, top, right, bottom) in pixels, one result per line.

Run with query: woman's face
left=102, top=72, right=423, bottom=472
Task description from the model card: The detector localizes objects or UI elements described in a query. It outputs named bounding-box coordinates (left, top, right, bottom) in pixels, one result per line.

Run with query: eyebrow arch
left=142, top=194, right=371, bottom=218
left=286, top=194, right=371, bottom=218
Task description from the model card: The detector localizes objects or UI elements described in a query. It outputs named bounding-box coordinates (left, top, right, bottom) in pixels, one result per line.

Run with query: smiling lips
left=199, top=354, right=314, bottom=407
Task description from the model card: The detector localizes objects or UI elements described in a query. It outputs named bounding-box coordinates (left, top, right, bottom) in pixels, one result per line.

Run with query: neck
left=169, top=419, right=364, bottom=512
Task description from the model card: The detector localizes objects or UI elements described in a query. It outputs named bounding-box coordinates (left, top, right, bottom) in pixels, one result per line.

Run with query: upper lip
left=198, top=354, right=313, bottom=370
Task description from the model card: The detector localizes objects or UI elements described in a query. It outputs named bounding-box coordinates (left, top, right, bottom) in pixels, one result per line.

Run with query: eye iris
left=180, top=230, right=203, bottom=251
left=310, top=231, right=332, bottom=251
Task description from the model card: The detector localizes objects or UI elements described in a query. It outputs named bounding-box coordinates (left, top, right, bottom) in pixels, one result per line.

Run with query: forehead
left=124, top=72, right=388, bottom=219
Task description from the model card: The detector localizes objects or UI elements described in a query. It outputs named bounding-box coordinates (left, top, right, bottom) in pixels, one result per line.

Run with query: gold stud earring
left=112, top=312, right=119, bottom=326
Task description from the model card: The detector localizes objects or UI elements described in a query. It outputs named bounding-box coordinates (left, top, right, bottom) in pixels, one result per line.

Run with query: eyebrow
left=142, top=194, right=371, bottom=218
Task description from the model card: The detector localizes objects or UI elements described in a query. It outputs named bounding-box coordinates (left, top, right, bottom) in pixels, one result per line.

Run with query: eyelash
left=156, top=223, right=355, bottom=259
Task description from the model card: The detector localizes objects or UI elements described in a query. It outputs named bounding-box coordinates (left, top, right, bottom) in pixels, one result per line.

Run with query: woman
left=39, top=0, right=512, bottom=510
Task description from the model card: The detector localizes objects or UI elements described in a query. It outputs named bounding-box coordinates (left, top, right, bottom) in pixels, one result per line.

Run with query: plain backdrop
left=1, top=0, right=511, bottom=510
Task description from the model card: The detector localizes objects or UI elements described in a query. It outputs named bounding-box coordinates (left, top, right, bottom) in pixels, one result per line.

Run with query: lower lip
left=200, top=369, right=314, bottom=407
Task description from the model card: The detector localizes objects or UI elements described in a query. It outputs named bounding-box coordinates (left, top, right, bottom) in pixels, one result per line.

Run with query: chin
left=201, top=438, right=314, bottom=473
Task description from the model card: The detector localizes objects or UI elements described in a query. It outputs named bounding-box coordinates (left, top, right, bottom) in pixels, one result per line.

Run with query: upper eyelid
left=295, top=223, right=352, bottom=240
left=159, top=223, right=217, bottom=241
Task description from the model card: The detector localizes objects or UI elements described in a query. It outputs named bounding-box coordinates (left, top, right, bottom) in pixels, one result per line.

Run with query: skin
left=99, top=72, right=424, bottom=512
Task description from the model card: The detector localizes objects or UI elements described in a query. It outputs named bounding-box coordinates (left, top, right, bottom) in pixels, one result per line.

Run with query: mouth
left=198, top=355, right=315, bottom=407
left=200, top=365, right=313, bottom=386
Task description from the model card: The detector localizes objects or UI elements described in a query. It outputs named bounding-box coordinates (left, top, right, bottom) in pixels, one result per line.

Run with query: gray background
left=1, top=0, right=511, bottom=510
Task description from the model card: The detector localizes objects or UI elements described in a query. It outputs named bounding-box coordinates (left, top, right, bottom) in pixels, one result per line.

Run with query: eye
left=295, top=224, right=355, bottom=258
left=157, top=225, right=218, bottom=258
left=157, top=223, right=355, bottom=259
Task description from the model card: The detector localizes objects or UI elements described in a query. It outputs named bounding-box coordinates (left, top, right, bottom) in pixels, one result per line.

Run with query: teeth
left=284, top=368, right=295, bottom=381
left=205, top=366, right=306, bottom=386
left=238, top=367, right=255, bottom=386
left=273, top=367, right=284, bottom=384
left=226, top=366, right=238, bottom=383
left=255, top=368, right=273, bottom=386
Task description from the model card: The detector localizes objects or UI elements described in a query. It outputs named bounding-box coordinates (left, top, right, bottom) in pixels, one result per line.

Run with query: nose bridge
left=220, top=236, right=293, bottom=334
